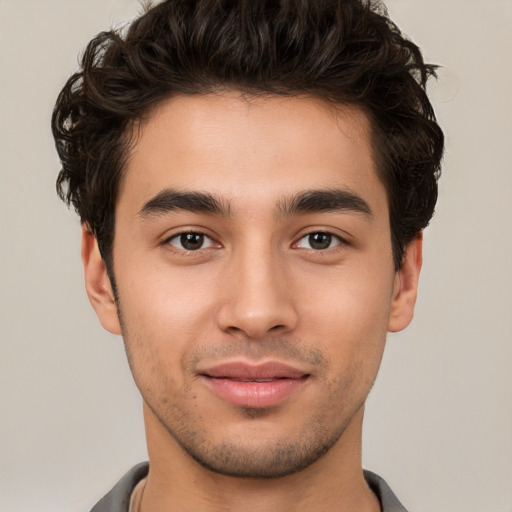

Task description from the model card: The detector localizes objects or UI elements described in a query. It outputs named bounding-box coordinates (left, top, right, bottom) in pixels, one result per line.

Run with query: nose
left=216, top=246, right=299, bottom=339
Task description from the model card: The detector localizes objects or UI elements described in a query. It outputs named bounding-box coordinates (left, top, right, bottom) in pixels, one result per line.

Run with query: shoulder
left=364, top=470, right=410, bottom=512
left=90, top=462, right=149, bottom=512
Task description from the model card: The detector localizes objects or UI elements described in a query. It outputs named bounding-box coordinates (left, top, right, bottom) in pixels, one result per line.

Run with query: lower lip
left=201, top=376, right=308, bottom=408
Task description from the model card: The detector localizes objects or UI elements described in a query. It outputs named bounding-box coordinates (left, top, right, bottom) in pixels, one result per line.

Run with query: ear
left=81, top=227, right=122, bottom=335
left=388, top=232, right=423, bottom=333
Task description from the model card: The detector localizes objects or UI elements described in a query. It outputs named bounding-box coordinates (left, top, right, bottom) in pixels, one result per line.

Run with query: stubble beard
left=141, top=371, right=359, bottom=479
left=117, top=298, right=367, bottom=480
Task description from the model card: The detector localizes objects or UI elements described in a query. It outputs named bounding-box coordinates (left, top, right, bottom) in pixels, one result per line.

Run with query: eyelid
left=296, top=232, right=339, bottom=249
left=163, top=230, right=220, bottom=251
left=292, top=229, right=350, bottom=251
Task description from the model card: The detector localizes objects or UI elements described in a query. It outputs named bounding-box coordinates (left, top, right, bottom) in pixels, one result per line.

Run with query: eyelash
left=164, top=231, right=218, bottom=252
left=163, top=230, right=346, bottom=253
left=294, top=232, right=345, bottom=251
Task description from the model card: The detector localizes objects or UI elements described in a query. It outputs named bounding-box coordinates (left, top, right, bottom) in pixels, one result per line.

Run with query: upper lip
left=199, top=361, right=309, bottom=380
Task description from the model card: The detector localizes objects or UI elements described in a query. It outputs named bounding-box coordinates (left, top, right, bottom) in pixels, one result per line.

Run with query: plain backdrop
left=1, top=1, right=511, bottom=511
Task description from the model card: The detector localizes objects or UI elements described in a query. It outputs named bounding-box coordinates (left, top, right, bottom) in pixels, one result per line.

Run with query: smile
left=199, top=361, right=310, bottom=408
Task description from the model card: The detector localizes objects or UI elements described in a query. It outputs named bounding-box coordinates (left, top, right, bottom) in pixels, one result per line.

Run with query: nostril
left=216, top=300, right=299, bottom=338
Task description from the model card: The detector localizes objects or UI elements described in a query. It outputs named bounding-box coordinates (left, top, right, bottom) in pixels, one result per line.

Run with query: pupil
left=309, top=233, right=331, bottom=250
left=181, top=233, right=204, bottom=250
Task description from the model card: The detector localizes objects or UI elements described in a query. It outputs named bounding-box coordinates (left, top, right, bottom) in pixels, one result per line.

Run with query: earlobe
left=81, top=227, right=122, bottom=335
left=387, top=233, right=423, bottom=333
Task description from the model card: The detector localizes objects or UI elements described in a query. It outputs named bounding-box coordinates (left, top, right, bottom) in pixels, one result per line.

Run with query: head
left=53, top=0, right=443, bottom=479
left=53, top=0, right=443, bottom=276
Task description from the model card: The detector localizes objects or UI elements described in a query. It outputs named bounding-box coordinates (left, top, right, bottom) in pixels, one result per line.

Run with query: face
left=84, top=93, right=421, bottom=478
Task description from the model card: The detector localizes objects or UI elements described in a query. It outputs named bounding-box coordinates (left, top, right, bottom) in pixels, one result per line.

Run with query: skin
left=82, top=92, right=422, bottom=512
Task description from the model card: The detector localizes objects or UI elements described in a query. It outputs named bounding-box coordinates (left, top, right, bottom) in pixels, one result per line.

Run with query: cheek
left=116, top=269, right=219, bottom=389
left=304, top=266, right=393, bottom=374
left=118, top=259, right=218, bottom=334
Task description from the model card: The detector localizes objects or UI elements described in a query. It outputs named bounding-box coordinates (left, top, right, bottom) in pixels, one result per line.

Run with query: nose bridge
left=217, top=237, right=298, bottom=338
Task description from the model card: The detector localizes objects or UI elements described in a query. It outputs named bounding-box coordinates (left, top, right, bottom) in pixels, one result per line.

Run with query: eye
left=166, top=232, right=217, bottom=251
left=295, top=232, right=342, bottom=250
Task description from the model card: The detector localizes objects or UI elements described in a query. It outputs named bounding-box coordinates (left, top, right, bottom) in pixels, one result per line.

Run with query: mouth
left=199, top=361, right=310, bottom=408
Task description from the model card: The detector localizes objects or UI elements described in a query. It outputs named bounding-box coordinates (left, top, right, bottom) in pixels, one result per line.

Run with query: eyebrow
left=276, top=189, right=372, bottom=218
left=138, top=187, right=372, bottom=220
left=138, top=189, right=231, bottom=218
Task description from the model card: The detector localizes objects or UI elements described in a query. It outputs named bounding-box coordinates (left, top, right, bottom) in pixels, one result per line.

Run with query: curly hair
left=53, top=0, right=443, bottom=272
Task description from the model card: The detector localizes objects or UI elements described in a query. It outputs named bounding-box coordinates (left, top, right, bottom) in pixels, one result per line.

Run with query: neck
left=140, top=403, right=380, bottom=512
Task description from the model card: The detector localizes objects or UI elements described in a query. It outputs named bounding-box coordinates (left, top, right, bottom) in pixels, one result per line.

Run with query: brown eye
left=296, top=232, right=340, bottom=250
left=168, top=232, right=215, bottom=251
left=309, top=233, right=332, bottom=250
left=181, top=233, right=204, bottom=250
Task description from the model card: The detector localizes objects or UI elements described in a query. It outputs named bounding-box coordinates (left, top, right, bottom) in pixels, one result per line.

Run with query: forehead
left=119, top=92, right=385, bottom=217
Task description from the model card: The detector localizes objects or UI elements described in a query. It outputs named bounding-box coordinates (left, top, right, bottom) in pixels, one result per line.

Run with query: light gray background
left=1, top=1, right=511, bottom=511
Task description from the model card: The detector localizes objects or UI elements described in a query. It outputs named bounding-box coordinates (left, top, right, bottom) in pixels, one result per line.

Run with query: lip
left=199, top=361, right=310, bottom=408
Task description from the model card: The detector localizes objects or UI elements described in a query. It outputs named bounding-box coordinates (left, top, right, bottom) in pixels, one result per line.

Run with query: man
left=52, top=0, right=443, bottom=510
